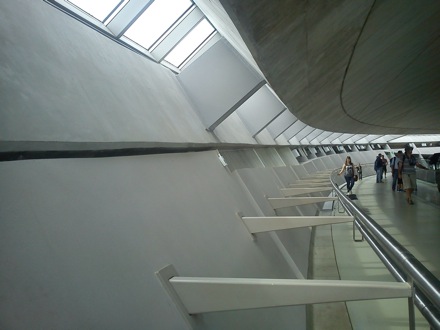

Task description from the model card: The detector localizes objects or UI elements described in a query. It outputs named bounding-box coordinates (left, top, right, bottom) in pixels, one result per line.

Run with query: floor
left=323, top=174, right=440, bottom=329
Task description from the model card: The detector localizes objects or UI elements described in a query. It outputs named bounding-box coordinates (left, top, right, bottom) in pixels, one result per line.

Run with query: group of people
left=337, top=144, right=428, bottom=204
left=374, top=153, right=388, bottom=182
left=375, top=144, right=428, bottom=204
left=384, top=144, right=428, bottom=205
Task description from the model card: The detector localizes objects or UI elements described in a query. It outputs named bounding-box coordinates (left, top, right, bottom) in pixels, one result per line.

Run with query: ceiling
left=217, top=0, right=440, bottom=135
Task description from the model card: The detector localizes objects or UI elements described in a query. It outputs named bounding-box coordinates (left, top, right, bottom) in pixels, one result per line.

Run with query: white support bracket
left=280, top=187, right=333, bottom=197
left=268, top=196, right=338, bottom=209
left=288, top=183, right=333, bottom=188
left=296, top=179, right=331, bottom=184
left=155, top=265, right=198, bottom=329
left=303, top=174, right=331, bottom=179
left=165, top=274, right=412, bottom=314
left=240, top=215, right=354, bottom=233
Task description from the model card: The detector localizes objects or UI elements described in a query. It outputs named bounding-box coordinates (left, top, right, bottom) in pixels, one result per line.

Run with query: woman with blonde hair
left=338, top=156, right=356, bottom=195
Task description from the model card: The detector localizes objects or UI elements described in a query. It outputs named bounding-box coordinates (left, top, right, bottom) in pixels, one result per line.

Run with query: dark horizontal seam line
left=0, top=147, right=216, bottom=162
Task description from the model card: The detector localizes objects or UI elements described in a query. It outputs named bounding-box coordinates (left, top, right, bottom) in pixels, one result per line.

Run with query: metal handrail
left=330, top=169, right=440, bottom=329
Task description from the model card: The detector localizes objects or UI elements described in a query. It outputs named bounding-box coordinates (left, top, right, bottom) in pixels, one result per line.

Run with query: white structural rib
left=268, top=197, right=338, bottom=208
left=301, top=173, right=331, bottom=178
left=169, top=277, right=412, bottom=314
left=288, top=183, right=333, bottom=187
left=280, top=187, right=333, bottom=196
left=241, top=216, right=353, bottom=233
left=296, top=179, right=331, bottom=183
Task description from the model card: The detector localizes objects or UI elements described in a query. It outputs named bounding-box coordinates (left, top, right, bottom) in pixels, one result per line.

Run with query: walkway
left=332, top=174, right=440, bottom=329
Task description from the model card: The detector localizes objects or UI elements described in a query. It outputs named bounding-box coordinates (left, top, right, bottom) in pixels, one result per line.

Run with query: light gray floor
left=310, top=222, right=352, bottom=330
left=331, top=175, right=439, bottom=329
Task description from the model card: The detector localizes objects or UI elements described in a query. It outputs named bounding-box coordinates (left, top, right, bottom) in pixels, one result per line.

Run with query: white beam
left=169, top=277, right=412, bottom=314
left=106, top=0, right=152, bottom=37
left=268, top=197, right=337, bottom=208
left=151, top=7, right=204, bottom=61
left=288, top=182, right=333, bottom=188
left=296, top=179, right=331, bottom=183
left=280, top=187, right=333, bottom=197
left=241, top=216, right=354, bottom=233
left=310, top=174, right=331, bottom=178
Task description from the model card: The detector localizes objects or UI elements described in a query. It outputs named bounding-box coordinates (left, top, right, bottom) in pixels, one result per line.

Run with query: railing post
left=352, top=217, right=364, bottom=242
left=408, top=279, right=416, bottom=330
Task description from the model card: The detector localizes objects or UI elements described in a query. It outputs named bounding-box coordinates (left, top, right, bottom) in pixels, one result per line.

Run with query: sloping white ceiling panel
left=283, top=121, right=307, bottom=140
left=339, top=134, right=356, bottom=143
left=178, top=38, right=265, bottom=131
left=305, top=129, right=324, bottom=142
left=266, top=110, right=297, bottom=139
left=296, top=126, right=316, bottom=142
left=314, top=131, right=334, bottom=143
left=327, top=133, right=345, bottom=143
left=236, top=85, right=286, bottom=137
left=351, top=134, right=368, bottom=143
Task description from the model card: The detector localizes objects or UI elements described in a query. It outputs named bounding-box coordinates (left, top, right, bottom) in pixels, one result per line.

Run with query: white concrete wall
left=0, top=1, right=385, bottom=328
left=0, top=137, right=377, bottom=329
left=0, top=0, right=267, bottom=150
left=0, top=150, right=308, bottom=329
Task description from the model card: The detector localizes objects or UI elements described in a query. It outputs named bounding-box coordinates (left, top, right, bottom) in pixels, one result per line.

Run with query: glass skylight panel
left=164, top=18, right=215, bottom=67
left=61, top=0, right=221, bottom=72
left=124, top=0, right=193, bottom=50
left=68, top=0, right=123, bottom=22
left=103, top=0, right=129, bottom=25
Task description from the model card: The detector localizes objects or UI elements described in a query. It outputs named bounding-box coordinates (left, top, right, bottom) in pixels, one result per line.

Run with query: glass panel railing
left=331, top=167, right=440, bottom=329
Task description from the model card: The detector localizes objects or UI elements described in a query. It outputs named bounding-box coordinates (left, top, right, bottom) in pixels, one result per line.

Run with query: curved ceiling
left=217, top=0, right=440, bottom=135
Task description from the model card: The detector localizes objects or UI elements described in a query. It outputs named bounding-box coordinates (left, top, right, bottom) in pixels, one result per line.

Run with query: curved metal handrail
left=330, top=169, right=440, bottom=329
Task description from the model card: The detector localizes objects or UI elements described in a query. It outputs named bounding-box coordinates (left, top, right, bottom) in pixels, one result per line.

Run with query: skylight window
left=164, top=19, right=215, bottom=68
left=53, top=0, right=220, bottom=73
left=124, top=0, right=193, bottom=50
left=68, top=0, right=124, bottom=22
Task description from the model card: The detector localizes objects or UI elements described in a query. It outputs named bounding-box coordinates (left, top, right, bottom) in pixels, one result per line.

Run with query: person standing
left=390, top=151, right=403, bottom=191
left=374, top=154, right=383, bottom=183
left=338, top=156, right=356, bottom=195
left=382, top=155, right=388, bottom=178
left=356, top=163, right=363, bottom=180
left=398, top=144, right=428, bottom=204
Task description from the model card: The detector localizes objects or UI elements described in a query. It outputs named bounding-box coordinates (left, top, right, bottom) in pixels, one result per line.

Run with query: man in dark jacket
left=390, top=151, right=403, bottom=191
left=374, top=154, right=383, bottom=183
